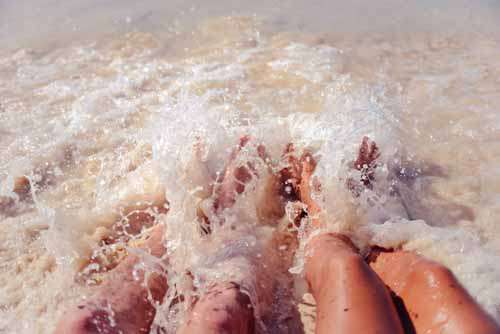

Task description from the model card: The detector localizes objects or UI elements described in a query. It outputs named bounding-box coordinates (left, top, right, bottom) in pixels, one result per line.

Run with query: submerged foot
left=213, top=136, right=255, bottom=214
left=277, top=143, right=302, bottom=202
left=347, top=136, right=380, bottom=196
left=298, top=152, right=322, bottom=229
left=256, top=143, right=306, bottom=223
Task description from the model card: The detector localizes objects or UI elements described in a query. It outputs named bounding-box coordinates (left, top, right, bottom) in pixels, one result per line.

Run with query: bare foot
left=347, top=136, right=380, bottom=196
left=81, top=193, right=169, bottom=278
left=211, top=137, right=302, bottom=217
left=256, top=143, right=306, bottom=223
left=277, top=143, right=302, bottom=202
left=0, top=176, right=34, bottom=217
left=298, top=152, right=322, bottom=229
left=304, top=232, right=404, bottom=334
left=213, top=136, right=255, bottom=214
left=13, top=176, right=32, bottom=202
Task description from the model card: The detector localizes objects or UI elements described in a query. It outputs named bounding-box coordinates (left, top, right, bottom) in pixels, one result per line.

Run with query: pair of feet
left=182, top=136, right=383, bottom=334
left=55, top=136, right=380, bottom=334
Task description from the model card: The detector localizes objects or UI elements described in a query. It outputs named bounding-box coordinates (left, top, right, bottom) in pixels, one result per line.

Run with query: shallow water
left=1, top=1, right=500, bottom=333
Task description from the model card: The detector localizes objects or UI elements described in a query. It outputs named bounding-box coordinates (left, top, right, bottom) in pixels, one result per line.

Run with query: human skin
left=179, top=138, right=309, bottom=334
left=299, top=153, right=403, bottom=333
left=57, top=137, right=500, bottom=334
left=183, top=139, right=405, bottom=334
left=304, top=233, right=405, bottom=334
left=369, top=250, right=500, bottom=334
left=55, top=223, right=168, bottom=334
left=179, top=138, right=260, bottom=334
left=177, top=282, right=255, bottom=334
left=300, top=139, right=500, bottom=334
left=55, top=137, right=264, bottom=334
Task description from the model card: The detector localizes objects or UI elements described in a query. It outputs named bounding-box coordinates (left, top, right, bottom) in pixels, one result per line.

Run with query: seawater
left=1, top=6, right=500, bottom=333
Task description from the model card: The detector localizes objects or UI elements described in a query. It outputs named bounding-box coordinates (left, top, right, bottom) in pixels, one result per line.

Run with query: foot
left=213, top=136, right=255, bottom=214
left=13, top=176, right=32, bottom=201
left=298, top=152, right=322, bottom=228
left=347, top=137, right=380, bottom=196
left=113, top=192, right=169, bottom=238
left=0, top=176, right=34, bottom=217
left=277, top=143, right=302, bottom=202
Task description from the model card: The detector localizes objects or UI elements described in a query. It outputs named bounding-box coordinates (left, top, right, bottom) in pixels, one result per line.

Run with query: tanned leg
left=178, top=283, right=254, bottom=334
left=369, top=250, right=500, bottom=334
left=300, top=154, right=404, bottom=334
left=55, top=223, right=168, bottom=334
left=349, top=137, right=500, bottom=334
left=179, top=138, right=257, bottom=334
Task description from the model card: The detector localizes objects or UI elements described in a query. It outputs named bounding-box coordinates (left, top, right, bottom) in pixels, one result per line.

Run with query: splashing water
left=1, top=14, right=500, bottom=334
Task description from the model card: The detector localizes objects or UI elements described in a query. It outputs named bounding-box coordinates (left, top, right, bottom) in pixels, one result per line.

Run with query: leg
left=210, top=138, right=300, bottom=224
left=298, top=152, right=321, bottom=228
left=350, top=138, right=500, bottom=334
left=300, top=155, right=404, bottom=334
left=304, top=234, right=404, bottom=334
left=369, top=250, right=500, bottom=334
left=181, top=138, right=261, bottom=334
left=178, top=283, right=254, bottom=334
left=56, top=224, right=168, bottom=334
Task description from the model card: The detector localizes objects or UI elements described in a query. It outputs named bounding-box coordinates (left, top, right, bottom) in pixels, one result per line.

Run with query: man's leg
left=180, top=172, right=298, bottom=334
left=56, top=223, right=168, bottom=334
left=304, top=234, right=404, bottom=334
left=369, top=250, right=500, bottom=334
left=347, top=137, right=500, bottom=334
left=181, top=138, right=269, bottom=334
left=178, top=283, right=254, bottom=334
left=300, top=154, right=404, bottom=334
